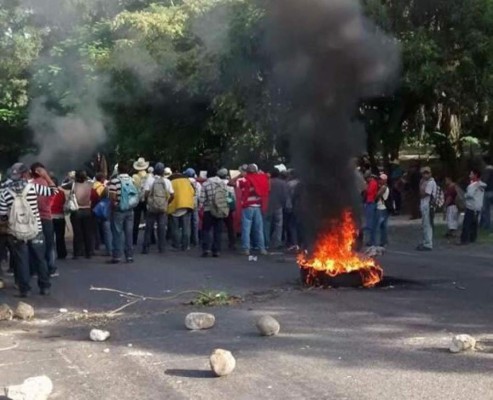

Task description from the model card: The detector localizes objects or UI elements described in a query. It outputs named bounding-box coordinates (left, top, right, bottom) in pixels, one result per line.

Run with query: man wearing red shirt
left=363, top=171, right=378, bottom=246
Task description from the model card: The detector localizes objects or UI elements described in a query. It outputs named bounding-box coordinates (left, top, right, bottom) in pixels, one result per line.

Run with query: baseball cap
left=9, top=163, right=29, bottom=181
left=183, top=168, right=196, bottom=178
left=154, top=163, right=165, bottom=175
left=217, top=168, right=228, bottom=179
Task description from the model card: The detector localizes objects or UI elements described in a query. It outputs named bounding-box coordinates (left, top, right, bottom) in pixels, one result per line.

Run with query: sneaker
left=259, top=249, right=269, bottom=256
left=6, top=269, right=14, bottom=276
left=126, top=258, right=134, bottom=264
left=201, top=251, right=211, bottom=258
left=240, top=250, right=250, bottom=256
left=16, top=291, right=30, bottom=298
left=212, top=253, right=220, bottom=258
left=141, top=249, right=149, bottom=255
left=50, top=271, right=60, bottom=278
left=40, top=288, right=51, bottom=296
left=106, top=259, right=121, bottom=264
left=416, top=245, right=432, bottom=251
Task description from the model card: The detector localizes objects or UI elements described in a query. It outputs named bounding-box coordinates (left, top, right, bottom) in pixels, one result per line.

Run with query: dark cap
left=154, top=162, right=165, bottom=175
left=9, top=163, right=29, bottom=181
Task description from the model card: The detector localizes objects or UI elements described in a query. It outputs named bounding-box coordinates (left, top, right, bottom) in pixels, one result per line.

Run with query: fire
left=297, top=210, right=383, bottom=288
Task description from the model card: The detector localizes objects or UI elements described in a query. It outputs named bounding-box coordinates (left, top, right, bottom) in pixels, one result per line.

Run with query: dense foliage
left=1, top=0, right=493, bottom=172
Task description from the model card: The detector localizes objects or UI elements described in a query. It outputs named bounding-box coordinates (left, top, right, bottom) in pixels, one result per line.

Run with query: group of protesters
left=0, top=157, right=304, bottom=298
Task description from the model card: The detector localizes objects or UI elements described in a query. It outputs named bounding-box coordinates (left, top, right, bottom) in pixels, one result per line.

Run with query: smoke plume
left=263, top=0, right=400, bottom=246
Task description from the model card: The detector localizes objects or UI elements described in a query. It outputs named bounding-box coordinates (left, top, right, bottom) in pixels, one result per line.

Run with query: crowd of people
left=0, top=154, right=491, bottom=298
left=0, top=158, right=303, bottom=297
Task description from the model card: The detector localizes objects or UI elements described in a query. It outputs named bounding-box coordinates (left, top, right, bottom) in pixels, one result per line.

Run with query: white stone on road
left=185, top=312, right=215, bottom=330
left=449, top=334, right=476, bottom=353
left=0, top=303, right=13, bottom=321
left=89, top=329, right=111, bottom=342
left=5, top=375, right=53, bottom=400
left=15, top=302, right=34, bottom=320
left=256, top=315, right=280, bottom=336
left=210, top=349, right=236, bottom=377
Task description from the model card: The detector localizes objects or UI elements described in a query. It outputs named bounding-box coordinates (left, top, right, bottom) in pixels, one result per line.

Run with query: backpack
left=431, top=184, right=445, bottom=211
left=210, top=181, right=229, bottom=219
left=383, top=189, right=395, bottom=214
left=119, top=176, right=139, bottom=211
left=64, top=183, right=79, bottom=213
left=454, top=185, right=466, bottom=211
left=93, top=197, right=111, bottom=220
left=147, top=177, right=169, bottom=213
left=8, top=184, right=39, bottom=241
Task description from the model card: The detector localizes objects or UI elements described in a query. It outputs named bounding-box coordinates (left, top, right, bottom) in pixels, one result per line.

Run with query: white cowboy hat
left=164, top=167, right=172, bottom=178
left=133, top=157, right=149, bottom=171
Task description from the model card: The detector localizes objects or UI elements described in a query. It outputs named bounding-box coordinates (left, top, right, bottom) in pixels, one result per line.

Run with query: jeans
left=71, top=209, right=95, bottom=258
left=97, top=217, right=112, bottom=255
left=480, top=191, right=493, bottom=230
left=363, top=202, right=377, bottom=245
left=53, top=218, right=67, bottom=259
left=190, top=208, right=200, bottom=247
left=144, top=212, right=167, bottom=252
left=9, top=233, right=50, bottom=294
left=420, top=203, right=434, bottom=249
left=171, top=211, right=192, bottom=250
left=264, top=208, right=283, bottom=249
left=371, top=209, right=389, bottom=246
left=111, top=210, right=134, bottom=260
left=241, top=207, right=265, bottom=251
left=41, top=219, right=56, bottom=274
left=202, top=211, right=223, bottom=254
left=133, top=202, right=147, bottom=245
left=461, top=209, right=479, bottom=244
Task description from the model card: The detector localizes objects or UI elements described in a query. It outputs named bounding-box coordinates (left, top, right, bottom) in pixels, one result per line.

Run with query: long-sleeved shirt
left=267, top=177, right=288, bottom=215
left=365, top=178, right=379, bottom=203
left=200, top=176, right=228, bottom=212
left=0, top=180, right=57, bottom=232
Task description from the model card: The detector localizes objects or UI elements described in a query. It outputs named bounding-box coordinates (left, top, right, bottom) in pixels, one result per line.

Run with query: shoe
left=416, top=245, right=432, bottom=251
left=240, top=250, right=250, bottom=256
left=212, top=253, right=220, bottom=258
left=50, top=271, right=60, bottom=278
left=6, top=269, right=14, bottom=276
left=141, top=249, right=149, bottom=255
left=260, top=249, right=268, bottom=256
left=72, top=256, right=79, bottom=260
left=201, top=252, right=211, bottom=258
left=40, top=288, right=51, bottom=296
left=16, top=291, right=30, bottom=298
left=106, top=259, right=121, bottom=264
left=126, top=258, right=134, bottom=264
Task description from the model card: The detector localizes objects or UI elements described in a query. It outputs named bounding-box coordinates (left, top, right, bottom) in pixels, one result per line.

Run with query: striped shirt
left=0, top=181, right=57, bottom=231
left=108, top=174, right=129, bottom=206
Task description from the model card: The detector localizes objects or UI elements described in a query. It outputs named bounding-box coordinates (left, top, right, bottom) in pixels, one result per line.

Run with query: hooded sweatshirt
left=465, top=180, right=487, bottom=212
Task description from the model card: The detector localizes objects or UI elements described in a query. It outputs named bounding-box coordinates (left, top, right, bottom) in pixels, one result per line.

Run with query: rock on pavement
left=255, top=315, right=280, bottom=336
left=0, top=303, right=13, bottom=321
left=449, top=334, right=476, bottom=353
left=15, top=302, right=34, bottom=320
left=89, top=329, right=111, bottom=342
left=5, top=375, right=53, bottom=400
left=185, top=313, right=215, bottom=330
left=210, top=349, right=236, bottom=377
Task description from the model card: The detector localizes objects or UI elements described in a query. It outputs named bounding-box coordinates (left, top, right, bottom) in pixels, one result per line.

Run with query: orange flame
left=297, top=210, right=383, bottom=287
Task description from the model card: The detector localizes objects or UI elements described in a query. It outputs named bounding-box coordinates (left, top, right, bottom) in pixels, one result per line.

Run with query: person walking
left=200, top=168, right=229, bottom=257
left=168, top=169, right=195, bottom=251
left=108, top=161, right=139, bottom=263
left=460, top=169, right=486, bottom=245
left=371, top=174, right=390, bottom=247
left=0, top=163, right=57, bottom=297
left=264, top=167, right=288, bottom=250
left=416, top=166, right=437, bottom=251
left=142, top=163, right=174, bottom=254
left=444, top=176, right=461, bottom=238
left=132, top=157, right=150, bottom=246
left=69, top=170, right=98, bottom=259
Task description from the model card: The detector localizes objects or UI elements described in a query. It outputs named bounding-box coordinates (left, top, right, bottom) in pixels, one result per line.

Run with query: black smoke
left=263, top=0, right=400, bottom=247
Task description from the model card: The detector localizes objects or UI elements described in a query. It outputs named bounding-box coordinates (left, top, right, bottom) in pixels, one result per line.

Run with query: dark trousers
left=461, top=209, right=479, bottom=244
left=202, top=211, right=223, bottom=254
left=0, top=233, right=14, bottom=273
left=133, top=202, right=146, bottom=245
left=144, top=212, right=167, bottom=252
left=171, top=211, right=192, bottom=250
left=41, top=219, right=56, bottom=274
left=9, top=234, right=50, bottom=294
left=71, top=209, right=95, bottom=258
left=53, top=218, right=67, bottom=259
left=223, top=212, right=236, bottom=249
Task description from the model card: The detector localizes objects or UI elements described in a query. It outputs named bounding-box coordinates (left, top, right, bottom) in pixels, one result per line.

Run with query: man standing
left=417, top=166, right=437, bottom=251
left=142, top=163, right=174, bottom=254
left=168, top=169, right=195, bottom=251
left=480, top=164, right=493, bottom=230
left=0, top=163, right=57, bottom=297
left=108, top=161, right=139, bottom=264
left=200, top=167, right=229, bottom=257
left=132, top=157, right=150, bottom=246
left=461, top=169, right=486, bottom=245
left=363, top=171, right=378, bottom=246
left=218, top=168, right=237, bottom=250
left=264, top=167, right=288, bottom=250
left=371, top=174, right=390, bottom=247
left=30, top=162, right=57, bottom=277
left=232, top=164, right=269, bottom=256
left=183, top=168, right=201, bottom=247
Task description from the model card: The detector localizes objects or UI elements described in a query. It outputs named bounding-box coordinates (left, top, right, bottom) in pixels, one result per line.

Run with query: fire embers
left=297, top=211, right=383, bottom=288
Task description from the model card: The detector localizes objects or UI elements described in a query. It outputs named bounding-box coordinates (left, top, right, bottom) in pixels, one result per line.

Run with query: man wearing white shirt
left=417, top=166, right=437, bottom=251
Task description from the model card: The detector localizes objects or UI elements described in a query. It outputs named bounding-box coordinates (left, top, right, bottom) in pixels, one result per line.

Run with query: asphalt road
left=0, top=218, right=492, bottom=399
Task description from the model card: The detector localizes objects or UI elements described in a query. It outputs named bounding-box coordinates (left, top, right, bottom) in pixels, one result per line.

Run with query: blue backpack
left=119, top=176, right=139, bottom=211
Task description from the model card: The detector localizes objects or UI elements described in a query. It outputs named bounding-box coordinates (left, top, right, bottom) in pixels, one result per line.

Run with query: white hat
left=275, top=164, right=287, bottom=172
left=133, top=157, right=149, bottom=171
left=164, top=167, right=172, bottom=177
